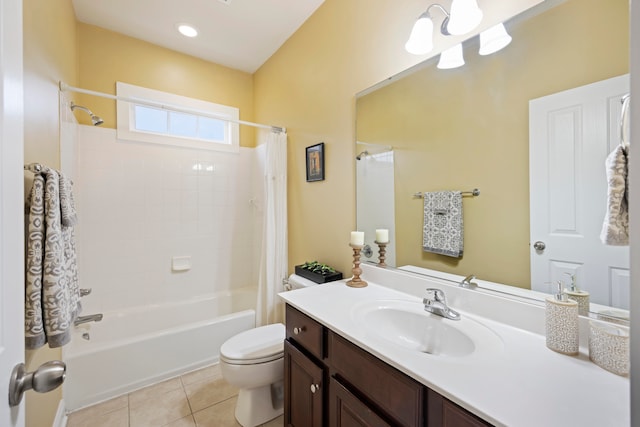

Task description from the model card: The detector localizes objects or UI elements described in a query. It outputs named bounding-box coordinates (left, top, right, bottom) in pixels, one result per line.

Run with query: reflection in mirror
left=356, top=0, right=630, bottom=313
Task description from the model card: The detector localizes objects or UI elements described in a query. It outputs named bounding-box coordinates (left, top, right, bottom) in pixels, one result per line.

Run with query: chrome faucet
left=423, top=288, right=460, bottom=320
left=460, top=274, right=478, bottom=289
left=74, top=314, right=103, bottom=326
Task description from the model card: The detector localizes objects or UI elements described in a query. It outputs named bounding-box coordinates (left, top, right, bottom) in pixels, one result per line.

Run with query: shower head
left=356, top=150, right=369, bottom=160
left=70, top=102, right=104, bottom=126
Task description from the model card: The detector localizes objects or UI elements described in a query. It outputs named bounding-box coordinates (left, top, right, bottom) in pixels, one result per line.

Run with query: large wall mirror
left=356, top=0, right=630, bottom=313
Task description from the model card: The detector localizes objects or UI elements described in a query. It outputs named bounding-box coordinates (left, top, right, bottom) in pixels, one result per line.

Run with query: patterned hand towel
left=25, top=169, right=80, bottom=349
left=423, top=191, right=464, bottom=258
left=59, top=173, right=77, bottom=227
left=600, top=143, right=629, bottom=245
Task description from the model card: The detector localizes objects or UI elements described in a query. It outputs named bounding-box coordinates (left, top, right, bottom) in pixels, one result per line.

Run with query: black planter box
left=295, top=265, right=343, bottom=284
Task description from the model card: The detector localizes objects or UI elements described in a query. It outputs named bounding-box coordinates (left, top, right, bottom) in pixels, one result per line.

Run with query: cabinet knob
left=293, top=326, right=306, bottom=335
left=310, top=383, right=320, bottom=393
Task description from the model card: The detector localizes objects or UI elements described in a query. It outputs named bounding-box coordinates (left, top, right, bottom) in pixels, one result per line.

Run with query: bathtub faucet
left=74, top=314, right=103, bottom=326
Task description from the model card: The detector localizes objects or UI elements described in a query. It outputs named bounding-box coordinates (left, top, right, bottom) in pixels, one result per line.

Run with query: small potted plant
left=295, top=261, right=343, bottom=284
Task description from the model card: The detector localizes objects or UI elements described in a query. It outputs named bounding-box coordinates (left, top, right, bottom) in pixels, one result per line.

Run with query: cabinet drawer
left=329, top=331, right=425, bottom=426
left=427, top=389, right=493, bottom=427
left=286, top=305, right=325, bottom=359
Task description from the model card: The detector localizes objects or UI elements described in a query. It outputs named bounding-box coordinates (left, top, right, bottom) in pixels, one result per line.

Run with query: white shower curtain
left=256, top=130, right=288, bottom=326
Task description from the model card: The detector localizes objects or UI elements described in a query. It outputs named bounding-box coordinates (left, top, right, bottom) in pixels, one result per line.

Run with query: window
left=116, top=82, right=239, bottom=152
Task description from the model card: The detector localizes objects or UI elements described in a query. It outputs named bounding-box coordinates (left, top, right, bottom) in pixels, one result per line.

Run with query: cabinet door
left=329, top=378, right=391, bottom=427
left=284, top=340, right=323, bottom=427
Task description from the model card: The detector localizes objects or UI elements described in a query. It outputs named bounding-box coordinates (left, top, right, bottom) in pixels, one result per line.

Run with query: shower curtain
left=256, top=130, right=288, bottom=326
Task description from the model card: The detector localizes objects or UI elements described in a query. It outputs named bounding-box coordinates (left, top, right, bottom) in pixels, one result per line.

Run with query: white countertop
left=279, top=267, right=630, bottom=427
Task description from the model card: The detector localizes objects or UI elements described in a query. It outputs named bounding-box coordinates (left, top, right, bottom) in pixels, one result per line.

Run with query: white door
left=530, top=74, right=630, bottom=308
left=0, top=0, right=25, bottom=425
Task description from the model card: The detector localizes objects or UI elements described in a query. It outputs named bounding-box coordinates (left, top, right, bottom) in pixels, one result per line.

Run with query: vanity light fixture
left=478, top=23, right=512, bottom=55
left=437, top=43, right=465, bottom=69
left=405, top=0, right=482, bottom=55
left=177, top=24, right=198, bottom=38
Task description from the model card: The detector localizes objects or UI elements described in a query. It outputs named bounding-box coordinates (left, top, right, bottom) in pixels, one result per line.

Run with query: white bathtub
left=63, top=287, right=256, bottom=411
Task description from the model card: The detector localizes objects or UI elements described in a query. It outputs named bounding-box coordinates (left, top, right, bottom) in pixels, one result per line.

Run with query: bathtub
left=63, top=287, right=256, bottom=411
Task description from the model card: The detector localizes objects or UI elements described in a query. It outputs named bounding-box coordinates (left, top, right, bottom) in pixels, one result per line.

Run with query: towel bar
left=413, top=188, right=480, bottom=198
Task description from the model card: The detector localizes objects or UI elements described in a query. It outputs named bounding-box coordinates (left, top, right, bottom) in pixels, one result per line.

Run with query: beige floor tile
left=67, top=406, right=128, bottom=427
left=260, top=414, right=284, bottom=427
left=130, top=377, right=184, bottom=407
left=184, top=376, right=238, bottom=412
left=163, top=414, right=197, bottom=427
left=193, top=396, right=241, bottom=427
left=130, top=388, right=192, bottom=427
left=66, top=395, right=129, bottom=425
left=181, top=364, right=223, bottom=386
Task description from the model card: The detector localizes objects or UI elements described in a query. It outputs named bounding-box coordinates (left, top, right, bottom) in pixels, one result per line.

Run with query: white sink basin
left=352, top=299, right=503, bottom=358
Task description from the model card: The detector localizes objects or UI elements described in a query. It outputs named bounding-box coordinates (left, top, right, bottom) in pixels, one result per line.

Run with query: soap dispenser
left=564, top=273, right=590, bottom=316
left=545, top=281, right=579, bottom=355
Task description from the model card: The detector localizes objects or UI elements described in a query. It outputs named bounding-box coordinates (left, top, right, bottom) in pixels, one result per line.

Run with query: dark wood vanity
left=284, top=304, right=492, bottom=427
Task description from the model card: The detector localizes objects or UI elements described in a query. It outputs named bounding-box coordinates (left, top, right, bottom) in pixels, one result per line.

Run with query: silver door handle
left=8, top=361, right=66, bottom=406
left=533, top=241, right=546, bottom=251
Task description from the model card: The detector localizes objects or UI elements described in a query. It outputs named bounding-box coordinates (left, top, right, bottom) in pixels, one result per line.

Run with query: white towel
left=25, top=169, right=80, bottom=349
left=422, top=191, right=464, bottom=258
left=600, top=143, right=629, bottom=245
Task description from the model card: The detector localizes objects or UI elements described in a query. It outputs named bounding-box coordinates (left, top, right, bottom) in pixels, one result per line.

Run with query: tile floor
left=66, top=364, right=283, bottom=427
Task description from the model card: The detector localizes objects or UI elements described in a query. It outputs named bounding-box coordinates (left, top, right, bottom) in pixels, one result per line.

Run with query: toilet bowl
left=220, top=323, right=285, bottom=427
left=220, top=274, right=319, bottom=426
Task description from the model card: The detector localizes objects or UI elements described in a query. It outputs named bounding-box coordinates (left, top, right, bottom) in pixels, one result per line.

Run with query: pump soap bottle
left=564, top=273, right=590, bottom=316
left=545, top=281, right=579, bottom=355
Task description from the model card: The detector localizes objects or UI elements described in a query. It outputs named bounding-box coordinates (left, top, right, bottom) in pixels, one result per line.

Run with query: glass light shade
left=405, top=16, right=434, bottom=55
left=479, top=23, right=512, bottom=55
left=437, top=44, right=465, bottom=69
left=447, top=0, right=483, bottom=36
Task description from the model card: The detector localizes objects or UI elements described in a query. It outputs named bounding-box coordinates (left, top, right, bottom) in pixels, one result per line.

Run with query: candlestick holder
left=374, top=241, right=388, bottom=267
left=347, top=244, right=368, bottom=288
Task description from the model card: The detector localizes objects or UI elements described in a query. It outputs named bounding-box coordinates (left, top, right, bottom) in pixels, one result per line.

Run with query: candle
left=350, top=231, right=364, bottom=246
left=375, top=229, right=389, bottom=243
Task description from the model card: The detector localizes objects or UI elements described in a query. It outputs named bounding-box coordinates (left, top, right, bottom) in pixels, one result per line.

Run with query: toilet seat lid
left=220, top=323, right=285, bottom=363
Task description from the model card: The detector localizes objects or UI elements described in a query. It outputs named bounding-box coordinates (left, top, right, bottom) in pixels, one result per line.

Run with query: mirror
left=356, top=0, right=630, bottom=313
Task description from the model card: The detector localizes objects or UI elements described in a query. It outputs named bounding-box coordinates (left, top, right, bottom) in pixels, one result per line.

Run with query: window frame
left=116, top=82, right=240, bottom=153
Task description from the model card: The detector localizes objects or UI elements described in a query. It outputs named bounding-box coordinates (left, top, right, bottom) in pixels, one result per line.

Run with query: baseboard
left=52, top=399, right=67, bottom=427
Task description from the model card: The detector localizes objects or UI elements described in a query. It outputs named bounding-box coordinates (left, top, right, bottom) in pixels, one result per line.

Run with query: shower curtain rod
left=59, top=82, right=286, bottom=133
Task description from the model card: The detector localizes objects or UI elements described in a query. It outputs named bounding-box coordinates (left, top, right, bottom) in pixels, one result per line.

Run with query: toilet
left=219, top=274, right=317, bottom=427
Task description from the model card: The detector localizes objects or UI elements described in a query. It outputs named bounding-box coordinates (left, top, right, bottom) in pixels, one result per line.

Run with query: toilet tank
left=285, top=274, right=319, bottom=291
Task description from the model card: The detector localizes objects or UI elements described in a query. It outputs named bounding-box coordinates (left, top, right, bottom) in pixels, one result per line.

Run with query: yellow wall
left=23, top=0, right=78, bottom=426
left=356, top=0, right=629, bottom=287
left=76, top=23, right=256, bottom=147
left=252, top=0, right=548, bottom=276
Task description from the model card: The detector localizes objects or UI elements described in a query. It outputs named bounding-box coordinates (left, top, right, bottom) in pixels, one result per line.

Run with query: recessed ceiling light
left=177, top=24, right=198, bottom=38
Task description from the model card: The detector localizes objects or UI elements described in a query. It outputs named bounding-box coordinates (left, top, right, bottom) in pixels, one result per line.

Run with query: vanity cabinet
left=285, top=305, right=327, bottom=427
left=284, top=304, right=493, bottom=427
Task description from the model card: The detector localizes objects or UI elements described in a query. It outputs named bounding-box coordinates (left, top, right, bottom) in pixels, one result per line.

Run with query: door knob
left=533, top=241, right=546, bottom=251
left=8, top=360, right=66, bottom=407
left=310, top=383, right=320, bottom=393
left=293, top=326, right=306, bottom=335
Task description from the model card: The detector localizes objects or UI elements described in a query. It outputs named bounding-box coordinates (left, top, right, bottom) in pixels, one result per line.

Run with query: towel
left=25, top=168, right=81, bottom=349
left=59, top=173, right=77, bottom=227
left=422, top=191, right=464, bottom=258
left=600, top=143, right=629, bottom=245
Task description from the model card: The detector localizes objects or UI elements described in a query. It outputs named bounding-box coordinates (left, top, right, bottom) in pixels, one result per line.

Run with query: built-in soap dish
left=588, top=321, right=629, bottom=377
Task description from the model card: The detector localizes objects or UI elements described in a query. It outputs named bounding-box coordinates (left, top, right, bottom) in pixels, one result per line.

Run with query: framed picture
left=306, top=142, right=325, bottom=182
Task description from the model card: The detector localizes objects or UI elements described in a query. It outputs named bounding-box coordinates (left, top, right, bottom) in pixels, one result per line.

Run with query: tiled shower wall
left=68, top=125, right=263, bottom=314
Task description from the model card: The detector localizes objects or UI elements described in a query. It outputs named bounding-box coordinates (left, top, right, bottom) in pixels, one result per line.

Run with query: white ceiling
left=72, top=0, right=325, bottom=73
